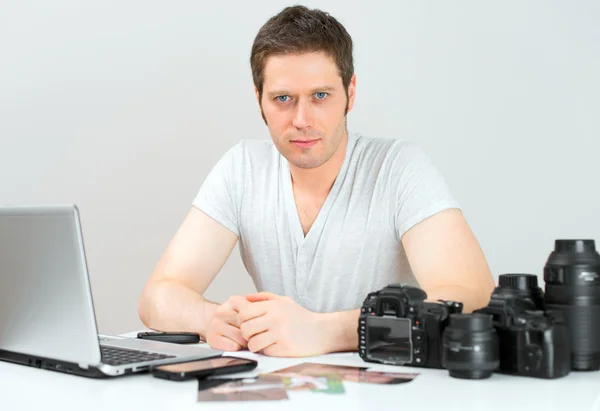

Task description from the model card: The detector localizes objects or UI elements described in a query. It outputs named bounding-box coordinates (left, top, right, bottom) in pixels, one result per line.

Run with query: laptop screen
left=0, top=205, right=101, bottom=366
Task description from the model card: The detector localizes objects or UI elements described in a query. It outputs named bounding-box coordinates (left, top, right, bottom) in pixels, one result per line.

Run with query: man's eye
left=276, top=95, right=291, bottom=103
left=315, top=92, right=328, bottom=100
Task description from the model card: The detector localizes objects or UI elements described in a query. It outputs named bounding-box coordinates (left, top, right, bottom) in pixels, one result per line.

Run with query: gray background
left=1, top=1, right=598, bottom=335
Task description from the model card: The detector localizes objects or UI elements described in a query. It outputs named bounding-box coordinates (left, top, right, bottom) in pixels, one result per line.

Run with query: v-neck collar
left=280, top=132, right=358, bottom=247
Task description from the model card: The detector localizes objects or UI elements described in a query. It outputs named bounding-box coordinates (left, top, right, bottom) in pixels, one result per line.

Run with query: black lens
left=442, top=313, right=499, bottom=379
left=544, top=239, right=600, bottom=371
left=497, top=274, right=545, bottom=310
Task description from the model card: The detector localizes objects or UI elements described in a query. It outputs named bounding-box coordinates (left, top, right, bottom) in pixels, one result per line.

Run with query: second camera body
left=474, top=274, right=571, bottom=379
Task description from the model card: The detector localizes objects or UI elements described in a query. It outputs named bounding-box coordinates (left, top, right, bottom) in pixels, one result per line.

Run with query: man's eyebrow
left=309, top=86, right=336, bottom=93
left=265, top=86, right=337, bottom=97
left=265, top=90, right=290, bottom=98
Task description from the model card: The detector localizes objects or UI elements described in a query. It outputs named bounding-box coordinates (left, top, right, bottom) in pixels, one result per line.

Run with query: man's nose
left=291, top=99, right=313, bottom=130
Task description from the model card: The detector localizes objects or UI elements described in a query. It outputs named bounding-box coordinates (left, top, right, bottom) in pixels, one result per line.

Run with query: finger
left=226, top=295, right=252, bottom=313
left=215, top=307, right=244, bottom=328
left=240, top=315, right=271, bottom=341
left=247, top=331, right=277, bottom=353
left=238, top=301, right=271, bottom=323
left=215, top=321, right=248, bottom=348
left=245, top=292, right=282, bottom=303
left=208, top=335, right=242, bottom=352
left=262, top=344, right=284, bottom=357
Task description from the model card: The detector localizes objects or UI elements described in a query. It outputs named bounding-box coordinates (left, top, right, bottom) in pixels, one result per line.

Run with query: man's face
left=256, top=51, right=356, bottom=169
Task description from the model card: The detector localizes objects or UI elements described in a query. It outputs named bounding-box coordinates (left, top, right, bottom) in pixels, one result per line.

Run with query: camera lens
left=442, top=313, right=499, bottom=379
left=544, top=239, right=600, bottom=371
left=497, top=274, right=545, bottom=310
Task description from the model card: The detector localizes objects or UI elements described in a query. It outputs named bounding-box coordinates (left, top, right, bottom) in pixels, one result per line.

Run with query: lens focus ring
left=442, top=313, right=500, bottom=379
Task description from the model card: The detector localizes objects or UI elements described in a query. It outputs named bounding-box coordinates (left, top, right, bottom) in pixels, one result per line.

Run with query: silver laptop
left=0, top=204, right=222, bottom=378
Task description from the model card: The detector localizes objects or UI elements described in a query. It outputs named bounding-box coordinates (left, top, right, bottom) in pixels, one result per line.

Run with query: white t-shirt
left=193, top=132, right=460, bottom=313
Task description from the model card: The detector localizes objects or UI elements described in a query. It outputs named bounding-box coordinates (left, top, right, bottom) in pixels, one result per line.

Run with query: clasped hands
left=206, top=292, right=330, bottom=357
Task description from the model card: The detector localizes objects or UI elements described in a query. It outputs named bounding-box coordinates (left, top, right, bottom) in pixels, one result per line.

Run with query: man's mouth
left=290, top=139, right=320, bottom=148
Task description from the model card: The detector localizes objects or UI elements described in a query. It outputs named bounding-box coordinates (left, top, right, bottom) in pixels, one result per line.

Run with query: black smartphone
left=151, top=356, right=258, bottom=381
left=137, top=331, right=202, bottom=344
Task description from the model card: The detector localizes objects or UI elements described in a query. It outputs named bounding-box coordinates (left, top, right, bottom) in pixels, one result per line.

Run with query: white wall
left=1, top=1, right=599, bottom=334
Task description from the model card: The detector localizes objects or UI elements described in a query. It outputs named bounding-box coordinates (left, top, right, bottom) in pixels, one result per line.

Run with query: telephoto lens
left=442, top=313, right=500, bottom=379
left=497, top=274, right=545, bottom=310
left=544, top=239, right=600, bottom=371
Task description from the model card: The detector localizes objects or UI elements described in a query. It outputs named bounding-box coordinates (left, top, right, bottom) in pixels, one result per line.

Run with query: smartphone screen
left=155, top=357, right=255, bottom=373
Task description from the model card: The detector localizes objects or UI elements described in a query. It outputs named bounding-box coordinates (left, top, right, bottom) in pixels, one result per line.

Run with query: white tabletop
left=2, top=331, right=600, bottom=411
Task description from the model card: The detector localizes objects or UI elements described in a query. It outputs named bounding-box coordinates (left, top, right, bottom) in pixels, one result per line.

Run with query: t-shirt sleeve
left=192, top=143, right=243, bottom=236
left=393, top=142, right=461, bottom=239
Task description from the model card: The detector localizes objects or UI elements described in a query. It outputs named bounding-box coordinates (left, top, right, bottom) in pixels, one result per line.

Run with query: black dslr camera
left=474, top=274, right=571, bottom=379
left=358, top=284, right=463, bottom=368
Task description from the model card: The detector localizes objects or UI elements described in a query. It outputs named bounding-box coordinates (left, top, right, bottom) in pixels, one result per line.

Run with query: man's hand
left=238, top=292, right=329, bottom=357
left=206, top=295, right=251, bottom=351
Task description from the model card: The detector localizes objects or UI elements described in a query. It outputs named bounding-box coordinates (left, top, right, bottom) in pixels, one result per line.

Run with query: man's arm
left=401, top=208, right=495, bottom=313
left=301, top=208, right=495, bottom=355
left=138, top=207, right=238, bottom=339
left=320, top=309, right=360, bottom=353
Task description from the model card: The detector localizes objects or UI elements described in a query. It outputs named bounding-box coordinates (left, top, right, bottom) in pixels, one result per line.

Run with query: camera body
left=475, top=289, right=571, bottom=379
left=358, top=284, right=463, bottom=368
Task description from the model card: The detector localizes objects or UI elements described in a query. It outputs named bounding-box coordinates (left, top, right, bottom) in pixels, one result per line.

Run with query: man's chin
left=288, top=155, right=326, bottom=170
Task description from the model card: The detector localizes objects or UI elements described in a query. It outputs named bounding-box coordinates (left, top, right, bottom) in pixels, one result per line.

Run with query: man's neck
left=289, top=131, right=349, bottom=197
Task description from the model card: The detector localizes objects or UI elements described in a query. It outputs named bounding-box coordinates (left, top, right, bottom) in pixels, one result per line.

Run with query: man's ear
left=346, top=74, right=357, bottom=113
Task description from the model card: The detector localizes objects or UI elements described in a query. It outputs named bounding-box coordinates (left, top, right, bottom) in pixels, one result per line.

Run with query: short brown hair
left=250, top=5, right=354, bottom=101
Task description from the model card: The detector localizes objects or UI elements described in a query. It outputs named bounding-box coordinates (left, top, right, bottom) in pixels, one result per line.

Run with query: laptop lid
left=0, top=205, right=102, bottom=366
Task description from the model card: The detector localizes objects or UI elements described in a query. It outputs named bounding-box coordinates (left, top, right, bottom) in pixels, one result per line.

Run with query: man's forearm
left=138, top=280, right=218, bottom=338
left=320, top=309, right=360, bottom=354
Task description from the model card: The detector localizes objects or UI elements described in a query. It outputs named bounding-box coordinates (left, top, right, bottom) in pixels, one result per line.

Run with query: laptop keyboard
left=100, top=345, right=176, bottom=366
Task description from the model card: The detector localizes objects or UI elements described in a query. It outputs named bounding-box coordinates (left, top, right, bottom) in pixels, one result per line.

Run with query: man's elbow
left=138, top=282, right=157, bottom=328
left=463, top=280, right=495, bottom=313
left=471, top=288, right=493, bottom=312
left=475, top=272, right=496, bottom=308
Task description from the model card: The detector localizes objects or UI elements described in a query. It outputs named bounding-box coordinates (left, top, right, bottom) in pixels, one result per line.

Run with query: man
left=138, top=5, right=495, bottom=358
